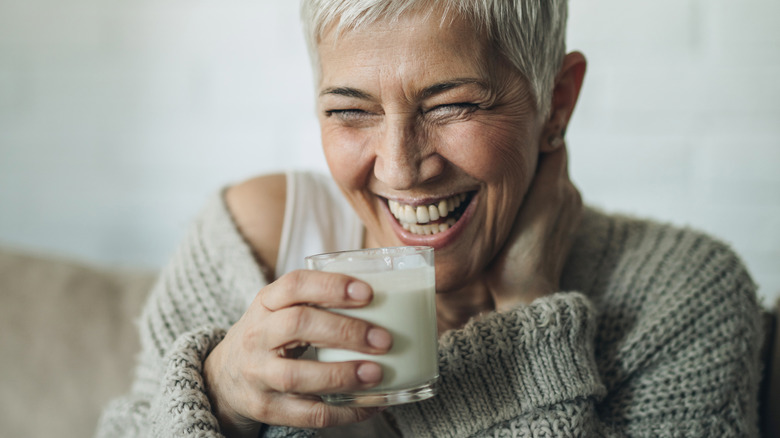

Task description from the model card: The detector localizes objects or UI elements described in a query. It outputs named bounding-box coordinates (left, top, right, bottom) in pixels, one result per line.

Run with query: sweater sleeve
left=388, top=292, right=607, bottom=437
left=387, top=226, right=763, bottom=437
left=148, top=326, right=228, bottom=435
left=95, top=195, right=268, bottom=437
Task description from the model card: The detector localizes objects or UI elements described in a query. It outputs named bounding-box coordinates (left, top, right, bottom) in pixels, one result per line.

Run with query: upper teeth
left=388, top=193, right=467, bottom=225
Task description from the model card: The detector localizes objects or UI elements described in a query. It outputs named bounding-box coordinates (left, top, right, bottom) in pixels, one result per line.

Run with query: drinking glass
left=305, top=246, right=438, bottom=407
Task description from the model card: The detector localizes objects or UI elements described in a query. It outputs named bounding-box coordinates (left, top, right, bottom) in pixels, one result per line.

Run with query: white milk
left=317, top=266, right=438, bottom=391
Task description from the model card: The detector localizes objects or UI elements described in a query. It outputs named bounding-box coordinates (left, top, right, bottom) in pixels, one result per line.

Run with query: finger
left=259, top=395, right=380, bottom=429
left=265, top=305, right=393, bottom=354
left=261, top=270, right=373, bottom=311
left=260, top=357, right=383, bottom=394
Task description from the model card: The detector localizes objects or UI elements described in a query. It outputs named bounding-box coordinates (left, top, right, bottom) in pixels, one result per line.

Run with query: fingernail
left=347, top=282, right=371, bottom=301
left=367, top=328, right=392, bottom=350
left=357, top=362, right=382, bottom=384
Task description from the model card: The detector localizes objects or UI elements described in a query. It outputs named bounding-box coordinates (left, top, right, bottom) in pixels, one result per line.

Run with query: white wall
left=1, top=0, right=778, bottom=304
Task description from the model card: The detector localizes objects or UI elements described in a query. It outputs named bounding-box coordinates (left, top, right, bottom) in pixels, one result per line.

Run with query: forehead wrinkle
left=386, top=54, right=488, bottom=105
left=317, top=10, right=504, bottom=109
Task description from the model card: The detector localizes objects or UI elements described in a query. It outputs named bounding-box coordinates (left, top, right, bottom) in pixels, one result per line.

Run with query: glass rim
left=305, top=246, right=433, bottom=262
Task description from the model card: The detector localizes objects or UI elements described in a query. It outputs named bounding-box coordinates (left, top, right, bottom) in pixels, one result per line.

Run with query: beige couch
left=0, top=247, right=155, bottom=438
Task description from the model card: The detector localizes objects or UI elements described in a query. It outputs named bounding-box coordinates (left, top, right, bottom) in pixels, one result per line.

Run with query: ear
left=539, top=52, right=587, bottom=153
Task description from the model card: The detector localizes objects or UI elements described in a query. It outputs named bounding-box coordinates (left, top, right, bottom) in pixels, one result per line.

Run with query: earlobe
left=540, top=129, right=565, bottom=153
left=547, top=133, right=565, bottom=151
left=540, top=52, right=587, bottom=153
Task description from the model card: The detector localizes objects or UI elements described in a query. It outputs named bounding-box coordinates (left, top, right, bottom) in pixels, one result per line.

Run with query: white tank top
left=275, top=171, right=364, bottom=276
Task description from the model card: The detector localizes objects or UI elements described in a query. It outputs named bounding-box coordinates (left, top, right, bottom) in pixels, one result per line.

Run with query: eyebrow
left=319, top=78, right=487, bottom=100
left=419, top=79, right=486, bottom=99
left=319, top=87, right=373, bottom=99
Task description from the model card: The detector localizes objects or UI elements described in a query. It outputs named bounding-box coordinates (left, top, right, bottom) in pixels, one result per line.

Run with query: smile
left=387, top=193, right=473, bottom=235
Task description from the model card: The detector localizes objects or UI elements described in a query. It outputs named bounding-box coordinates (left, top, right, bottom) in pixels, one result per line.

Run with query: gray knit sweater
left=96, top=192, right=763, bottom=437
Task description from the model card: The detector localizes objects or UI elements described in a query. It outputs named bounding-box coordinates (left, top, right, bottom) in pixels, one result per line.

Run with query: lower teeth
left=402, top=218, right=457, bottom=235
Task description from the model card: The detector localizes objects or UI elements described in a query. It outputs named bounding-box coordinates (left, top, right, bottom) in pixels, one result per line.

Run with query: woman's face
left=316, top=12, right=545, bottom=293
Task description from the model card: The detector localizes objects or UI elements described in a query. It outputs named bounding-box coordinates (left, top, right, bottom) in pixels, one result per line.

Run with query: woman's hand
left=486, top=146, right=583, bottom=310
left=202, top=270, right=393, bottom=437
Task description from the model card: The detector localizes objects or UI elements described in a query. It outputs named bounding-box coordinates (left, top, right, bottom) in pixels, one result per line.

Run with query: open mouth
left=386, top=192, right=474, bottom=235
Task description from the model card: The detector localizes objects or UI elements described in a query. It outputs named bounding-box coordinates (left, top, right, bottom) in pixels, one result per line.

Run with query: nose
left=373, top=117, right=442, bottom=190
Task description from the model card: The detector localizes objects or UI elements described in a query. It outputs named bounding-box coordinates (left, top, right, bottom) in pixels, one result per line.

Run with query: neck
left=435, top=282, right=494, bottom=334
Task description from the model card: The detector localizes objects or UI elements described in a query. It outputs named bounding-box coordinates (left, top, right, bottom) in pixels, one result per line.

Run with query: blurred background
left=1, top=0, right=778, bottom=303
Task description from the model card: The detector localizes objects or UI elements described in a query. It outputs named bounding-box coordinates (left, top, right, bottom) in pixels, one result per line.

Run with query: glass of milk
left=305, top=246, right=438, bottom=407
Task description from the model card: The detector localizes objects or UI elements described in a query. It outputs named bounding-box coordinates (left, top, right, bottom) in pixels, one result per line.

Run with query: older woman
left=97, top=1, right=762, bottom=437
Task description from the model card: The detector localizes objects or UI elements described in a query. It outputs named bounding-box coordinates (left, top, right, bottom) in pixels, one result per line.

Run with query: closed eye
left=426, top=103, right=479, bottom=119
left=325, top=108, right=365, bottom=117
left=324, top=109, right=378, bottom=125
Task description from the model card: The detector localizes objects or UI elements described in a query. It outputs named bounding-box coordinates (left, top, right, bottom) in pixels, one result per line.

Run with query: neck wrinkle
left=435, top=282, right=494, bottom=334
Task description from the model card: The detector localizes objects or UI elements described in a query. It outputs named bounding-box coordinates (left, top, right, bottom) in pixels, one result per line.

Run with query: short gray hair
left=300, top=0, right=568, bottom=117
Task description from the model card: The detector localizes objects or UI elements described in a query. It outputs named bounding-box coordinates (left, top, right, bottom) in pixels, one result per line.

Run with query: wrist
left=203, top=346, right=262, bottom=438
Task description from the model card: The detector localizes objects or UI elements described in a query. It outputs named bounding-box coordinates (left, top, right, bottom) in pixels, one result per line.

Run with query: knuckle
left=239, top=323, right=261, bottom=348
left=254, top=363, right=279, bottom=392
left=323, top=364, right=351, bottom=389
left=337, top=317, right=366, bottom=343
left=309, top=404, right=334, bottom=429
left=323, top=273, right=348, bottom=296
left=257, top=287, right=272, bottom=310
left=286, top=269, right=306, bottom=289
left=258, top=283, right=279, bottom=311
left=276, top=364, right=298, bottom=393
left=270, top=271, right=305, bottom=307
left=280, top=306, right=308, bottom=338
left=251, top=288, right=264, bottom=307
left=246, top=397, right=271, bottom=423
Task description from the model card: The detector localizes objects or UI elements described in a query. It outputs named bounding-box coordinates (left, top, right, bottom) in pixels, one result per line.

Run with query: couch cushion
left=0, top=248, right=155, bottom=438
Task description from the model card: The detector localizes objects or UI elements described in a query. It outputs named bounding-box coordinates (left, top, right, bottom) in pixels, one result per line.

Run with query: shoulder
left=572, top=208, right=754, bottom=294
left=587, top=212, right=763, bottom=424
left=616, top=213, right=752, bottom=290
left=224, top=173, right=287, bottom=276
left=569, top=207, right=759, bottom=324
left=582, top=209, right=760, bottom=339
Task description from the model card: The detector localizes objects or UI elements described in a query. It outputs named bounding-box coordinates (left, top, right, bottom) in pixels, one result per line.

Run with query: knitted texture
left=96, top=185, right=763, bottom=437
left=390, top=293, right=606, bottom=437
left=149, top=326, right=227, bottom=436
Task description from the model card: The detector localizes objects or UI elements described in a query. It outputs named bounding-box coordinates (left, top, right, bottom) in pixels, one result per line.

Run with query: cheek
left=321, top=125, right=373, bottom=190
left=321, top=126, right=387, bottom=239
left=434, top=119, right=538, bottom=184
left=434, top=119, right=538, bottom=250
